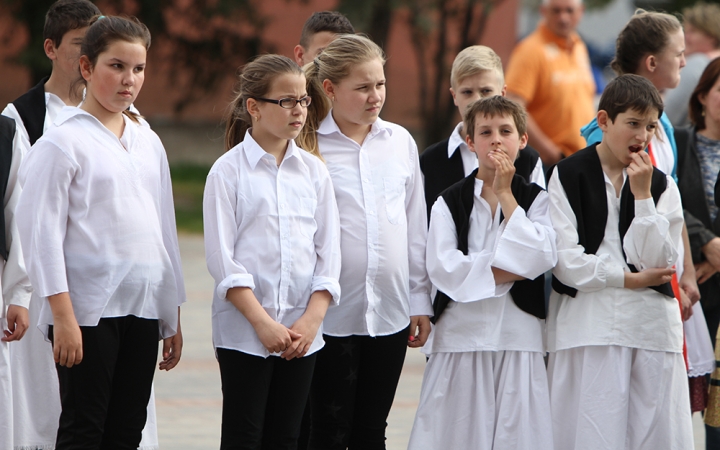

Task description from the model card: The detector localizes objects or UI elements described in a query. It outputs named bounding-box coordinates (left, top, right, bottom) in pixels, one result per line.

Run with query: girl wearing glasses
left=203, top=54, right=341, bottom=449
left=297, top=35, right=432, bottom=449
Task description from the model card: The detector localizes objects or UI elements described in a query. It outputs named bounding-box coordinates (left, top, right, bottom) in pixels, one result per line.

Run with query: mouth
left=119, top=91, right=133, bottom=98
left=290, top=121, right=303, bottom=128
left=366, top=105, right=381, bottom=112
left=628, top=145, right=643, bottom=153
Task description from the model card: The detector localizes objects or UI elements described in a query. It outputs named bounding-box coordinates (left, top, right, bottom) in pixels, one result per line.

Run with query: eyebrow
left=108, top=57, right=145, bottom=65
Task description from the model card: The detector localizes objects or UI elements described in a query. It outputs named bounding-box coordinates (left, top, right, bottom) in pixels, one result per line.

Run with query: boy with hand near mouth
left=408, top=95, right=557, bottom=450
left=547, top=74, right=693, bottom=449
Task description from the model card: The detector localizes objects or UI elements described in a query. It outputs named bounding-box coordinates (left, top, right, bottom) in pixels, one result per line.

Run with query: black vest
left=419, top=138, right=541, bottom=221
left=549, top=144, right=674, bottom=298
left=0, top=116, right=15, bottom=261
left=431, top=169, right=546, bottom=323
left=12, top=77, right=49, bottom=146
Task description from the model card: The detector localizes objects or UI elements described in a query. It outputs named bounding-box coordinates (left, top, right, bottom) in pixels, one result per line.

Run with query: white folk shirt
left=317, top=114, right=432, bottom=337
left=547, top=169, right=685, bottom=353
left=448, top=122, right=546, bottom=188
left=423, top=179, right=557, bottom=354
left=204, top=131, right=341, bottom=358
left=2, top=91, right=65, bottom=158
left=0, top=128, right=31, bottom=316
left=16, top=107, right=186, bottom=338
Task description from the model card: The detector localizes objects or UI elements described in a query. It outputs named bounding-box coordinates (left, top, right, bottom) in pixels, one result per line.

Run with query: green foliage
left=170, top=163, right=210, bottom=234
left=1, top=0, right=55, bottom=84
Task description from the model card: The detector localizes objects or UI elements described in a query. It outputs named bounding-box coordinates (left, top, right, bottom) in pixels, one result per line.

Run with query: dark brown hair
left=225, top=54, right=304, bottom=151
left=76, top=15, right=151, bottom=123
left=610, top=9, right=681, bottom=75
left=598, top=74, right=664, bottom=122
left=299, top=11, right=355, bottom=48
left=464, top=96, right=528, bottom=139
left=689, top=58, right=720, bottom=129
left=44, top=0, right=101, bottom=48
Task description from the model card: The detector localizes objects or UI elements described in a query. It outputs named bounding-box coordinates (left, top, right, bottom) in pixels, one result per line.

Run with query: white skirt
left=10, top=293, right=160, bottom=449
left=408, top=350, right=553, bottom=450
left=548, top=346, right=694, bottom=450
left=685, top=302, right=715, bottom=377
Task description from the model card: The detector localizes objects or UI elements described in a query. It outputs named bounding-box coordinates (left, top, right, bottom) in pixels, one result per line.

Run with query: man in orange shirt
left=506, top=0, right=595, bottom=165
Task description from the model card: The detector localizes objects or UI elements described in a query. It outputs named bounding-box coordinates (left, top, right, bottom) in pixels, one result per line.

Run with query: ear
left=465, top=131, right=476, bottom=152
left=44, top=38, right=57, bottom=61
left=322, top=79, right=335, bottom=99
left=644, top=54, right=657, bottom=73
left=519, top=132, right=528, bottom=150
left=699, top=92, right=708, bottom=107
left=450, top=87, right=458, bottom=106
left=500, top=84, right=507, bottom=97
left=596, top=110, right=610, bottom=132
left=246, top=97, right=260, bottom=119
left=78, top=55, right=93, bottom=81
left=294, top=45, right=305, bottom=67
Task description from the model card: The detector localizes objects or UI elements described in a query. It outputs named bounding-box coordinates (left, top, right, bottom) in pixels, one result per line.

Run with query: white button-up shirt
left=317, top=114, right=432, bottom=337
left=424, top=179, right=557, bottom=354
left=447, top=122, right=546, bottom=188
left=16, top=107, right=186, bottom=338
left=547, top=168, right=684, bottom=353
left=204, top=131, right=341, bottom=357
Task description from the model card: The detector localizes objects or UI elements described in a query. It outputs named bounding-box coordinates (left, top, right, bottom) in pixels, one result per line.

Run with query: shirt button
left=364, top=178, right=370, bottom=183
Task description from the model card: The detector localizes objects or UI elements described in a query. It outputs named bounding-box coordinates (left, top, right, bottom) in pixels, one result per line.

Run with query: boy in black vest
left=408, top=96, right=557, bottom=449
left=420, top=45, right=544, bottom=221
left=546, top=74, right=693, bottom=449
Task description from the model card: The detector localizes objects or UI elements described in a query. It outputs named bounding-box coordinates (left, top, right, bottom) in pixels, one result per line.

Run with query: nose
left=680, top=53, right=687, bottom=69
left=123, top=70, right=134, bottom=86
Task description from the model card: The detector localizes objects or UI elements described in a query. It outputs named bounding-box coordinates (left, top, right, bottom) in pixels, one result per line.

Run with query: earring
left=703, top=108, right=706, bottom=117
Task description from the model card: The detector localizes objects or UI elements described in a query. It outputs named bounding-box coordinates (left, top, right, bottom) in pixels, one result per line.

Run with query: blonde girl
left=204, top=54, right=341, bottom=449
left=297, top=34, right=432, bottom=450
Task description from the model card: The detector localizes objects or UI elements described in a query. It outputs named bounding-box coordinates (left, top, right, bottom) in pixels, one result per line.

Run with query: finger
left=163, top=338, right=172, bottom=359
left=282, top=341, right=302, bottom=359
left=54, top=343, right=61, bottom=364
left=288, top=329, right=303, bottom=340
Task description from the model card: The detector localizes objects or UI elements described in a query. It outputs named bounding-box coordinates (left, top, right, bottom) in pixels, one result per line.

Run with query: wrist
left=634, top=190, right=652, bottom=201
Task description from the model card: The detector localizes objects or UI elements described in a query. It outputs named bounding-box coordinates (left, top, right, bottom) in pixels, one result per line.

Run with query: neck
left=81, top=95, right=125, bottom=139
left=476, top=164, right=495, bottom=184
left=251, top=127, right=288, bottom=166
left=332, top=111, right=372, bottom=145
left=44, top=71, right=81, bottom=106
left=595, top=141, right=625, bottom=176
left=700, top=121, right=720, bottom=141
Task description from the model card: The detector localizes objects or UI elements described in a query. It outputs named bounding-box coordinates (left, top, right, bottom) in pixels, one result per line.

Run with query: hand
left=624, top=267, right=675, bottom=289
left=679, top=288, right=694, bottom=321
left=490, top=149, right=516, bottom=196
left=626, top=151, right=653, bottom=200
left=281, top=314, right=321, bottom=360
left=702, top=237, right=720, bottom=272
left=2, top=305, right=29, bottom=342
left=696, top=260, right=717, bottom=284
left=680, top=271, right=701, bottom=305
left=256, top=318, right=300, bottom=354
left=53, top=315, right=83, bottom=368
left=159, top=321, right=183, bottom=371
left=408, top=315, right=431, bottom=348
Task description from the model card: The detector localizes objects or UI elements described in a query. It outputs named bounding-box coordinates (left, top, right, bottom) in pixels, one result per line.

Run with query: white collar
left=242, top=129, right=304, bottom=171
left=448, top=122, right=466, bottom=158
left=317, top=110, right=393, bottom=139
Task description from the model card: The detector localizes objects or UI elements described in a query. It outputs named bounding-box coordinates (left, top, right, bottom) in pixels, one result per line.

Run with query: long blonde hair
left=296, top=34, right=386, bottom=158
left=224, top=55, right=303, bottom=151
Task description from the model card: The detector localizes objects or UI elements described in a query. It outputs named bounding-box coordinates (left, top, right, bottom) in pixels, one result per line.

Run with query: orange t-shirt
left=506, top=23, right=596, bottom=157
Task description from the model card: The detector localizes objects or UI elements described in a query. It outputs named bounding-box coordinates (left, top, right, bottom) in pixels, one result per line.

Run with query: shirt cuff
left=7, top=285, right=32, bottom=309
left=409, top=292, right=434, bottom=317
left=311, top=276, right=341, bottom=305
left=216, top=274, right=255, bottom=300
left=605, top=264, right=626, bottom=288
left=634, top=198, right=657, bottom=218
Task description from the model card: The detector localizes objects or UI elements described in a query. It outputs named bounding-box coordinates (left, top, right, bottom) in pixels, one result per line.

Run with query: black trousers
left=217, top=347, right=317, bottom=450
left=50, top=315, right=159, bottom=450
left=308, top=326, right=409, bottom=450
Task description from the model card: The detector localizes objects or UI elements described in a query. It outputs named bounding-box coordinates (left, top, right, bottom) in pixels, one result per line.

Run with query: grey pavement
left=155, top=234, right=706, bottom=449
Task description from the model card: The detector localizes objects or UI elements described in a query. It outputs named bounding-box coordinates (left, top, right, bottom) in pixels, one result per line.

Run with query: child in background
left=298, top=34, right=432, bottom=450
left=294, top=11, right=355, bottom=67
left=420, top=45, right=544, bottom=220
left=548, top=74, right=693, bottom=449
left=409, top=96, right=556, bottom=450
left=15, top=16, right=184, bottom=449
left=204, top=54, right=341, bottom=449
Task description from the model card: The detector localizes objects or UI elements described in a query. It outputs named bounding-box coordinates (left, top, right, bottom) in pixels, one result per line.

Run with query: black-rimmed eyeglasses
left=253, top=96, right=312, bottom=109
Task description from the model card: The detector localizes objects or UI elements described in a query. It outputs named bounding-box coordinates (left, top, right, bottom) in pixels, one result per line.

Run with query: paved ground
left=155, top=234, right=707, bottom=449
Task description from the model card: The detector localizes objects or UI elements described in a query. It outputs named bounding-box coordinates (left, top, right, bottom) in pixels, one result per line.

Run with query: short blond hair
left=450, top=45, right=504, bottom=89
left=683, top=3, right=720, bottom=48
